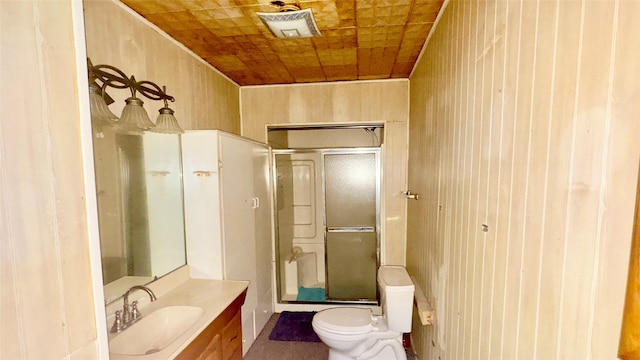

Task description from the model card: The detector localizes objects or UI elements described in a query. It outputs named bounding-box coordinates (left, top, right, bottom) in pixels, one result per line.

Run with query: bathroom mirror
left=92, top=127, right=187, bottom=301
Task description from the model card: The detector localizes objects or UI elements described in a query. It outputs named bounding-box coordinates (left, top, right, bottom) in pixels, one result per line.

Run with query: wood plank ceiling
left=119, top=0, right=445, bottom=85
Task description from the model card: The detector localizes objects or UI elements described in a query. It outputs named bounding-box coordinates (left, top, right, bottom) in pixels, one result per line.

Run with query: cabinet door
left=176, top=290, right=246, bottom=360
left=197, top=334, right=223, bottom=360
left=221, top=310, right=242, bottom=359
left=219, top=134, right=257, bottom=295
left=175, top=322, right=223, bottom=360
left=219, top=134, right=258, bottom=354
left=253, top=143, right=274, bottom=336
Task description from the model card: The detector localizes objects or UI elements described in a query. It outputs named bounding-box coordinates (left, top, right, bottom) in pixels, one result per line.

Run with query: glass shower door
left=324, top=151, right=379, bottom=301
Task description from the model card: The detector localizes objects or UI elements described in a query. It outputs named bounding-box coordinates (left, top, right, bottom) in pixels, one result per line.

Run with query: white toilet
left=312, top=265, right=415, bottom=360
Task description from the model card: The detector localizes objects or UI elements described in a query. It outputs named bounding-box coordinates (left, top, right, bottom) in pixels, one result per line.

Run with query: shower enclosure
left=273, top=147, right=381, bottom=304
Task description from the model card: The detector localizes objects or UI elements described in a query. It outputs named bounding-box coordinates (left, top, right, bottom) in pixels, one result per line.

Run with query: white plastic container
left=285, top=251, right=319, bottom=297
left=296, top=252, right=318, bottom=287
left=377, top=265, right=415, bottom=332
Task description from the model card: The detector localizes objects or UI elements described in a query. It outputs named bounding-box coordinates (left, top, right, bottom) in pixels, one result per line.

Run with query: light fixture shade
left=150, top=107, right=185, bottom=134
left=89, top=84, right=119, bottom=126
left=119, top=96, right=155, bottom=135
left=257, top=8, right=321, bottom=39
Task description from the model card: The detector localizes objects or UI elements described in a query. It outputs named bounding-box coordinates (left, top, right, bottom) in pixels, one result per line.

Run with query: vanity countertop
left=108, top=278, right=249, bottom=360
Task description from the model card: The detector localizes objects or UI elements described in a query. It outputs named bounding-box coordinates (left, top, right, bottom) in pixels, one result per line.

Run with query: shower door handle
left=326, top=226, right=376, bottom=232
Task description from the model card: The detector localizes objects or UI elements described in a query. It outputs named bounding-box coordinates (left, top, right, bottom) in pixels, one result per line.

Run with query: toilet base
left=327, top=338, right=406, bottom=360
left=328, top=350, right=355, bottom=360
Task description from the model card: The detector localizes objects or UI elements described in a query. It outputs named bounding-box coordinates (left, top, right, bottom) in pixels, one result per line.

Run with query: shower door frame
left=272, top=147, right=381, bottom=305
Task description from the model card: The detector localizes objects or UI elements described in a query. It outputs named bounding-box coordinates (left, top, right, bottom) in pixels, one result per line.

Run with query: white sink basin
left=109, top=305, right=204, bottom=356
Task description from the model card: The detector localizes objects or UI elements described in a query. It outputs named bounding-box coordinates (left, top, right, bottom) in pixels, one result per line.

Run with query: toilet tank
left=378, top=265, right=415, bottom=332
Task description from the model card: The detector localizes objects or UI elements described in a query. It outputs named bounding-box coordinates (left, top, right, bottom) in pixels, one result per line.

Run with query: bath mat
left=268, top=311, right=322, bottom=342
left=297, top=286, right=326, bottom=302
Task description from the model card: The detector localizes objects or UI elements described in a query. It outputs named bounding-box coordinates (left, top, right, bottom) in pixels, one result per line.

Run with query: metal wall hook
left=403, top=190, right=419, bottom=200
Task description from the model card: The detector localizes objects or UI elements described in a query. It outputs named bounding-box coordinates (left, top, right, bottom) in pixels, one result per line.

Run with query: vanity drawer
left=221, top=311, right=242, bottom=359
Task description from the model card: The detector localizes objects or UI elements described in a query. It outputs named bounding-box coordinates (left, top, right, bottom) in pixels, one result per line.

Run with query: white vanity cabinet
left=181, top=130, right=274, bottom=355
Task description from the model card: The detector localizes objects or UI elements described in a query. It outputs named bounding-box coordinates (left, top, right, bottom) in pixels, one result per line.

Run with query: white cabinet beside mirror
left=181, top=130, right=274, bottom=355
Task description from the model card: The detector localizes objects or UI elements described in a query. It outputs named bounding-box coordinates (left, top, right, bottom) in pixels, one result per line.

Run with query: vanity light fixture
left=87, top=58, right=184, bottom=135
left=149, top=86, right=185, bottom=134
left=257, top=2, right=321, bottom=39
left=88, top=83, right=119, bottom=137
left=118, top=84, right=155, bottom=135
left=88, top=83, right=118, bottom=124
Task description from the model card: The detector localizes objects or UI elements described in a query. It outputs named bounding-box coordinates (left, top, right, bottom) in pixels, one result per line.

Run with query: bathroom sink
left=109, top=305, right=204, bottom=356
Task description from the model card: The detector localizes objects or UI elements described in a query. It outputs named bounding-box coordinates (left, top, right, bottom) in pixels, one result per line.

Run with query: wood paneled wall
left=407, top=0, right=640, bottom=359
left=1, top=0, right=243, bottom=358
left=83, top=0, right=241, bottom=134
left=241, top=80, right=409, bottom=265
left=1, top=1, right=100, bottom=358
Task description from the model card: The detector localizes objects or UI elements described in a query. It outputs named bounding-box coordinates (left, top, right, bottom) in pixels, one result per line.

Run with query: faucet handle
left=131, top=301, right=141, bottom=320
left=111, top=310, right=123, bottom=333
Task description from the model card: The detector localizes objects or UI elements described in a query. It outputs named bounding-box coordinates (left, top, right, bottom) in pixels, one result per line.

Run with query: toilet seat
left=313, top=308, right=375, bottom=335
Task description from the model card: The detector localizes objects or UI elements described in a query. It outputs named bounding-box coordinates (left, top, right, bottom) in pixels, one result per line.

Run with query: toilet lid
left=314, top=308, right=373, bottom=334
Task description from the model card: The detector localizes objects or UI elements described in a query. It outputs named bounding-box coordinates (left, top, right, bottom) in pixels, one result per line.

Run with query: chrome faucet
left=111, top=285, right=157, bottom=333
